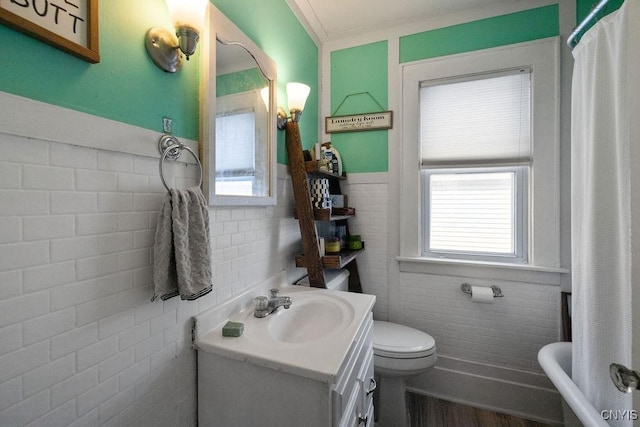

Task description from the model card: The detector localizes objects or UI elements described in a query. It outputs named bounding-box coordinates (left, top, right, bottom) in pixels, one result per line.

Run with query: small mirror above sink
left=214, top=41, right=270, bottom=199
left=200, top=6, right=277, bottom=206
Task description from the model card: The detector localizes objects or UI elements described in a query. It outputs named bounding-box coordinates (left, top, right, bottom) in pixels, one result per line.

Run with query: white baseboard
left=406, top=355, right=563, bottom=425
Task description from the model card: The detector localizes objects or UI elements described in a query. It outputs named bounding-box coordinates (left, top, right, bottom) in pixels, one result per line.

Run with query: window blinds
left=428, top=171, right=516, bottom=255
left=215, top=110, right=256, bottom=173
left=420, top=69, right=531, bottom=166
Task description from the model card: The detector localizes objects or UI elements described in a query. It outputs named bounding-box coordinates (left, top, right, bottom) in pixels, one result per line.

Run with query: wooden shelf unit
left=285, top=121, right=363, bottom=291
left=304, top=160, right=347, bottom=179
left=295, top=248, right=364, bottom=270
left=294, top=207, right=356, bottom=222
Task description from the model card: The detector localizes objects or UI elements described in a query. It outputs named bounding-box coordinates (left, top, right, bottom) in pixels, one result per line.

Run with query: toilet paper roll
left=471, top=286, right=494, bottom=304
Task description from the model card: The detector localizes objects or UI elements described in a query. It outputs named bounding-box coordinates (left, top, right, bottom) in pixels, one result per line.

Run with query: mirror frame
left=200, top=5, right=277, bottom=206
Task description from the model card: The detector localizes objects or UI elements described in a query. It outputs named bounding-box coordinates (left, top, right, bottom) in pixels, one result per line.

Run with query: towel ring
left=158, top=135, right=203, bottom=192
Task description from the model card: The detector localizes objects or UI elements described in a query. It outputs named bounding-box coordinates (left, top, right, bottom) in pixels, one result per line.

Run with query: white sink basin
left=240, top=289, right=355, bottom=345
left=194, top=280, right=375, bottom=382
left=268, top=293, right=354, bottom=343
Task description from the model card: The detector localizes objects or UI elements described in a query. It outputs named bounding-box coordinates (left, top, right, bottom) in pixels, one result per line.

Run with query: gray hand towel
left=153, top=186, right=213, bottom=301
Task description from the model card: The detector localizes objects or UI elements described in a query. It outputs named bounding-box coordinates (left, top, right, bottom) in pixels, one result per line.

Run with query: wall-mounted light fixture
left=277, top=82, right=311, bottom=130
left=145, top=0, right=209, bottom=73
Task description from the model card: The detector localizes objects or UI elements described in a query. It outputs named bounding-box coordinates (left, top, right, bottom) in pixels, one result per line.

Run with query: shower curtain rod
left=567, top=0, right=612, bottom=48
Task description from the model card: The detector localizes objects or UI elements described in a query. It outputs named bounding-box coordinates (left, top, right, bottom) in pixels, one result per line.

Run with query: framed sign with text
left=0, top=0, right=99, bottom=63
left=325, top=111, right=393, bottom=134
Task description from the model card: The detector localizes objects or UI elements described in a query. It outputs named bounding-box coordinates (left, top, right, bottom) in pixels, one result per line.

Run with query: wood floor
left=406, top=393, right=554, bottom=427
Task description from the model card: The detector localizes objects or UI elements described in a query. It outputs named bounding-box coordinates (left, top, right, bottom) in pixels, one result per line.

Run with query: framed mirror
left=200, top=5, right=277, bottom=206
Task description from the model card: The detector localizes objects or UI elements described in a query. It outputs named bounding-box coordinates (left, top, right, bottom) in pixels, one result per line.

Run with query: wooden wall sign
left=0, top=0, right=99, bottom=63
left=325, top=111, right=393, bottom=134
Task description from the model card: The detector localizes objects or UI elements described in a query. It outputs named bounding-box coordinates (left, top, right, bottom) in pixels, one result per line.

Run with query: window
left=429, top=172, right=516, bottom=254
left=420, top=70, right=530, bottom=263
left=400, top=38, right=560, bottom=269
left=423, top=168, right=528, bottom=261
left=214, top=88, right=269, bottom=198
left=215, top=109, right=256, bottom=196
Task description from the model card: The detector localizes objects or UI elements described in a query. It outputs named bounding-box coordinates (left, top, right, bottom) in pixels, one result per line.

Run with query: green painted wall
left=0, top=0, right=317, bottom=165
left=399, top=5, right=559, bottom=63
left=330, top=41, right=388, bottom=173
left=330, top=5, right=560, bottom=173
left=0, top=0, right=199, bottom=139
left=216, top=68, right=266, bottom=97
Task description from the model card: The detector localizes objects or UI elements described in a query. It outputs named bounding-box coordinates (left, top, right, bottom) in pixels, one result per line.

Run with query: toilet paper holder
left=460, top=283, right=503, bottom=298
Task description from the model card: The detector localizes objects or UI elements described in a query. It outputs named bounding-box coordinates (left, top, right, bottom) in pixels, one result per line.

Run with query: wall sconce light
left=277, top=82, right=311, bottom=130
left=145, top=0, right=209, bottom=73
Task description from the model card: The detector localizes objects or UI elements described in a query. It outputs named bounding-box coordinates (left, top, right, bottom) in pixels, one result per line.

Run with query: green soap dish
left=222, top=321, right=244, bottom=337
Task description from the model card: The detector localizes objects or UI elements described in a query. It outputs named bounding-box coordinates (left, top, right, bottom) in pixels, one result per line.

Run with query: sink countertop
left=194, top=284, right=376, bottom=383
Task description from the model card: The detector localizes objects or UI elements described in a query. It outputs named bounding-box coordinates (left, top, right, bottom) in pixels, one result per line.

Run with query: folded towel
left=153, top=186, right=213, bottom=301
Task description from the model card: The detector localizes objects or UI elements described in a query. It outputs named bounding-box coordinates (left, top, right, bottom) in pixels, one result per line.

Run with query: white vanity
left=193, top=272, right=376, bottom=426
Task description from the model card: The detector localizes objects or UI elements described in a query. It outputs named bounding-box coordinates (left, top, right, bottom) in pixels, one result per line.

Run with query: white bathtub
left=538, top=342, right=609, bottom=427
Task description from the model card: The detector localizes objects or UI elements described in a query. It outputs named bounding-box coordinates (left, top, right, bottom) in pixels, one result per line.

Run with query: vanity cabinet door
left=340, top=379, right=374, bottom=427
left=332, top=351, right=362, bottom=425
left=339, top=383, right=362, bottom=427
left=357, top=348, right=375, bottom=419
left=332, top=315, right=373, bottom=426
left=362, top=400, right=374, bottom=427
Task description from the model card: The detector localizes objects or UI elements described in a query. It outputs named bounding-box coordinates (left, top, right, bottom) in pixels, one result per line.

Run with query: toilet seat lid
left=373, top=321, right=436, bottom=359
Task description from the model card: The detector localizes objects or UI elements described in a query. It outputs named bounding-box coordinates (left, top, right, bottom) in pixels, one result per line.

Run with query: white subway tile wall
left=398, top=273, right=560, bottom=373
left=341, top=181, right=389, bottom=320
left=343, top=179, right=560, bottom=374
left=0, top=134, right=301, bottom=426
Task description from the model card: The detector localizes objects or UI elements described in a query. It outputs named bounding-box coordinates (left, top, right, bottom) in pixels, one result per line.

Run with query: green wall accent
left=0, top=0, right=317, bottom=164
left=0, top=0, right=199, bottom=139
left=399, top=5, right=559, bottom=63
left=216, top=68, right=267, bottom=97
left=330, top=41, right=389, bottom=173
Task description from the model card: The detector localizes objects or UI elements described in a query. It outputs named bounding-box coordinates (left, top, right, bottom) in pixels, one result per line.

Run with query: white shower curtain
left=571, top=1, right=636, bottom=425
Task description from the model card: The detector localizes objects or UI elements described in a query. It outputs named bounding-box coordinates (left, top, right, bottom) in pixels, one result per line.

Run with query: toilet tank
left=298, top=269, right=350, bottom=291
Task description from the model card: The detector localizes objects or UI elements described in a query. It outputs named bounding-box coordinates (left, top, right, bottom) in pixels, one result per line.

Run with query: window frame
left=422, top=166, right=529, bottom=264
left=399, top=37, right=560, bottom=269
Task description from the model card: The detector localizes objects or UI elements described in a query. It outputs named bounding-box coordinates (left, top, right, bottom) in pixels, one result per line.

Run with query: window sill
left=397, top=256, right=568, bottom=285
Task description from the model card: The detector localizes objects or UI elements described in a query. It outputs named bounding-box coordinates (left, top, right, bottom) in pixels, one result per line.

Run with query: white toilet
left=303, top=270, right=437, bottom=426
left=372, top=320, right=436, bottom=426
left=373, top=320, right=437, bottom=376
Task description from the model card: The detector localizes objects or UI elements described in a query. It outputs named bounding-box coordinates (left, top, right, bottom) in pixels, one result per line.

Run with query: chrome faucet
left=254, top=288, right=292, bottom=318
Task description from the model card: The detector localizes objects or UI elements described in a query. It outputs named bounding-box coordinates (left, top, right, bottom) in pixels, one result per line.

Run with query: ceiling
left=287, top=0, right=510, bottom=42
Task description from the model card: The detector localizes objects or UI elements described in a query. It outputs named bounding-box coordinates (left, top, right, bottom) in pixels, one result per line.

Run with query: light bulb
left=165, top=0, right=208, bottom=33
left=286, top=82, right=310, bottom=113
